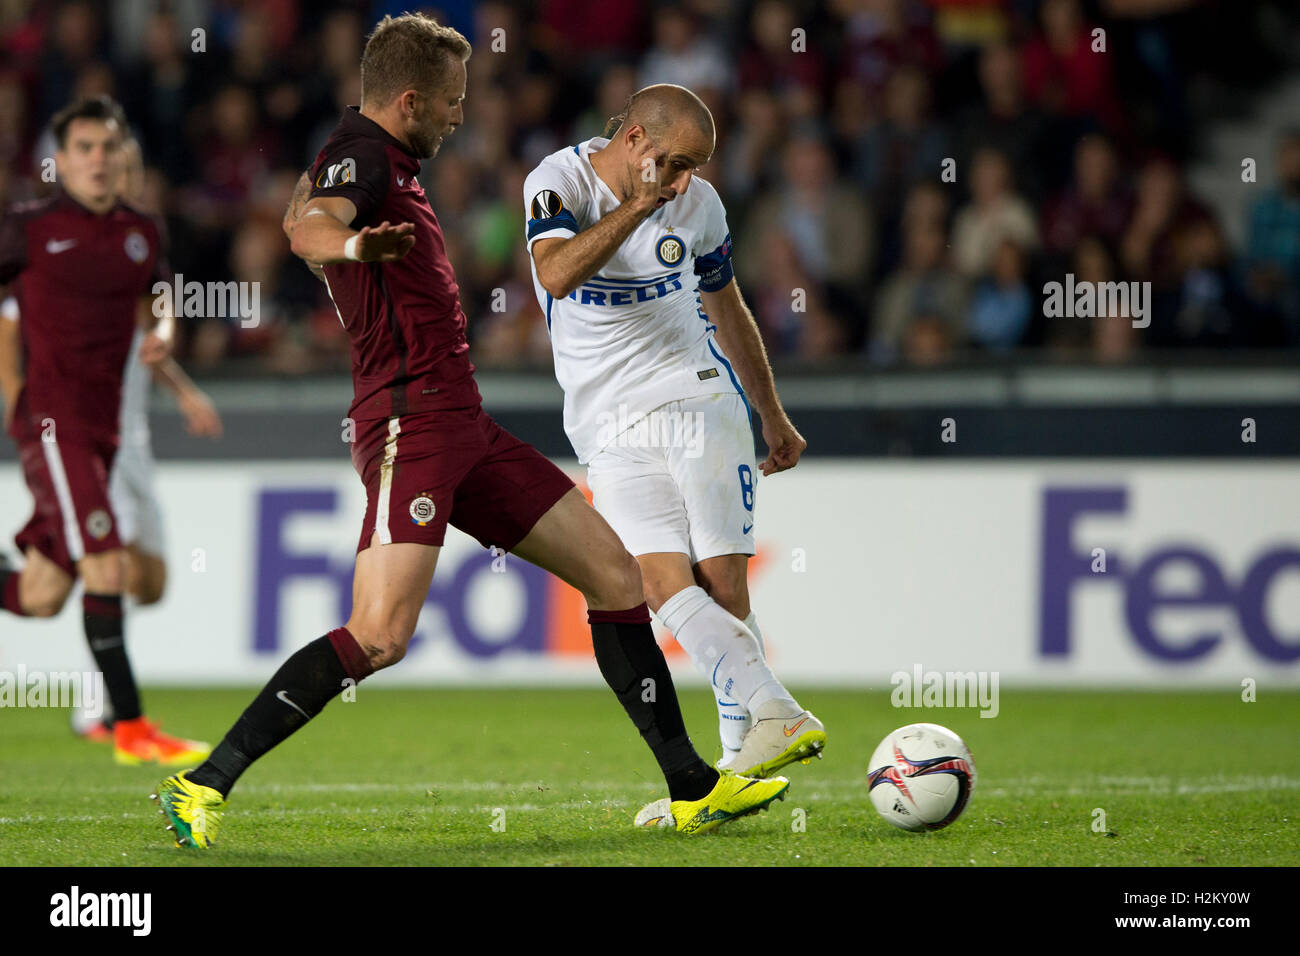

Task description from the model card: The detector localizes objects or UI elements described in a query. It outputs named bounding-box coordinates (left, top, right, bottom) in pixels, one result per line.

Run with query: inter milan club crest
left=85, top=509, right=113, bottom=541
left=530, top=190, right=564, bottom=220
left=409, top=494, right=436, bottom=526
left=123, top=231, right=148, bottom=264
left=656, top=234, right=684, bottom=266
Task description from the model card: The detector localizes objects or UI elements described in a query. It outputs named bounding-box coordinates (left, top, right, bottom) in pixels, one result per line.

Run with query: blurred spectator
left=1244, top=130, right=1300, bottom=343
left=969, top=239, right=1032, bottom=351
left=951, top=147, right=1039, bottom=277
left=852, top=64, right=947, bottom=256
left=744, top=135, right=873, bottom=329
left=1022, top=0, right=1124, bottom=134
left=738, top=0, right=825, bottom=122
left=870, top=220, right=967, bottom=362
left=638, top=4, right=730, bottom=99
left=722, top=88, right=785, bottom=204
left=38, top=0, right=101, bottom=121
left=572, top=65, right=637, bottom=142
left=119, top=11, right=195, bottom=184
left=1041, top=133, right=1132, bottom=258
left=748, top=230, right=845, bottom=358
left=954, top=40, right=1057, bottom=203
left=1120, top=156, right=1214, bottom=287
left=1168, top=218, right=1271, bottom=348
left=832, top=0, right=944, bottom=99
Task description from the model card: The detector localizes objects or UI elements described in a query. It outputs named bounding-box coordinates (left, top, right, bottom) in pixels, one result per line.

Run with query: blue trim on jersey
left=708, top=338, right=748, bottom=416
left=698, top=289, right=750, bottom=421
left=528, top=210, right=579, bottom=240
left=545, top=292, right=553, bottom=332
left=572, top=145, right=580, bottom=156
left=591, top=271, right=680, bottom=287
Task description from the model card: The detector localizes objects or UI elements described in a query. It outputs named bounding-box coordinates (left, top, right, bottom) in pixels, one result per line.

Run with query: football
left=867, top=723, right=976, bottom=832
left=634, top=797, right=674, bottom=829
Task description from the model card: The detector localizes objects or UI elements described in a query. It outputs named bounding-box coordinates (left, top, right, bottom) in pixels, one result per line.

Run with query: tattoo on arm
left=284, top=171, right=312, bottom=237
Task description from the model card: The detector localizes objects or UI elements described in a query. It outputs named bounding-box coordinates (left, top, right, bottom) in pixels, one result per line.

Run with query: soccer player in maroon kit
left=0, top=95, right=210, bottom=766
left=152, top=13, right=789, bottom=846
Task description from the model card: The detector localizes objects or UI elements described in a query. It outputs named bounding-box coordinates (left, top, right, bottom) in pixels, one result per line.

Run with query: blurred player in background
left=0, top=95, right=210, bottom=766
left=0, top=134, right=226, bottom=740
left=152, top=13, right=789, bottom=849
left=524, top=84, right=825, bottom=795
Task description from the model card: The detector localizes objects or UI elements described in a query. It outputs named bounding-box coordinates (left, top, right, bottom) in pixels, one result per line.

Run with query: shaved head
left=589, top=82, right=715, bottom=209
left=608, top=83, right=715, bottom=145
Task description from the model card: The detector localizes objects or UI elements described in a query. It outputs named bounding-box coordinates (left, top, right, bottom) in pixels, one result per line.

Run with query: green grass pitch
left=1, top=687, right=1297, bottom=866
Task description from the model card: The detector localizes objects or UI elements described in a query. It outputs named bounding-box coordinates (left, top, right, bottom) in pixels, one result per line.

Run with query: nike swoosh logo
left=735, top=778, right=760, bottom=793
left=783, top=716, right=810, bottom=737
left=396, top=177, right=405, bottom=186
left=276, top=690, right=309, bottom=718
left=742, top=523, right=753, bottom=535
left=46, top=238, right=78, bottom=254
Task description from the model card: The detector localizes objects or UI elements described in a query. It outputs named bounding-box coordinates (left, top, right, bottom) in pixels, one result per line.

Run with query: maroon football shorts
left=350, top=405, right=574, bottom=553
left=14, top=432, right=122, bottom=575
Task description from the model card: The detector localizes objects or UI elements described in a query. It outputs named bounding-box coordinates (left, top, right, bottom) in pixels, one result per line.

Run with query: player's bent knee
left=345, top=618, right=416, bottom=671
left=23, top=593, right=67, bottom=618
left=696, top=573, right=750, bottom=621
left=20, top=575, right=73, bottom=618
left=128, top=553, right=167, bottom=606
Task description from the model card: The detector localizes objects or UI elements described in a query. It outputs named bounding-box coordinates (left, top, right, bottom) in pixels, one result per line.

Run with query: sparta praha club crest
left=409, top=494, right=436, bottom=526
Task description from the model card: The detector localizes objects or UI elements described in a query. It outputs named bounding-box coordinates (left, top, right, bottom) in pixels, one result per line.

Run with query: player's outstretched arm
left=531, top=139, right=662, bottom=298
left=290, top=195, right=414, bottom=265
left=151, top=359, right=224, bottom=438
left=700, top=278, right=806, bottom=475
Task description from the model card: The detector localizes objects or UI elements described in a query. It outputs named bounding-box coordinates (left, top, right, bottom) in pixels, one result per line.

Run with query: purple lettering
left=1039, top=487, right=1126, bottom=656
left=1124, top=547, right=1227, bottom=661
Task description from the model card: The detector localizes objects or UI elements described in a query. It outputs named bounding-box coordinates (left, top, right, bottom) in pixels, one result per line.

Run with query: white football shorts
left=108, top=437, right=166, bottom=557
left=586, top=392, right=757, bottom=563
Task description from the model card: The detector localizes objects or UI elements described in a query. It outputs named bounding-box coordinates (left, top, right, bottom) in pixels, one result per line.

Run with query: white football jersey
left=523, top=137, right=745, bottom=463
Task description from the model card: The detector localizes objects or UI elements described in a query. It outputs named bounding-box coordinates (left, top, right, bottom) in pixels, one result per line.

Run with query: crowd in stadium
left=1, top=0, right=1297, bottom=371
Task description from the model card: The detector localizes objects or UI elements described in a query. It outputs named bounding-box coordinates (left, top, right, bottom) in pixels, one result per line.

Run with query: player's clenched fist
left=760, top=416, right=807, bottom=476
left=352, top=221, right=416, bottom=262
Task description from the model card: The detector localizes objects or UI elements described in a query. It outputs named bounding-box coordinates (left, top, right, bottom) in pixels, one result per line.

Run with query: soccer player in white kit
left=524, top=84, right=826, bottom=788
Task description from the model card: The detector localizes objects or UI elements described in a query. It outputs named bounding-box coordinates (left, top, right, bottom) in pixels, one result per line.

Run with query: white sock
left=743, top=610, right=765, bottom=657
left=716, top=611, right=766, bottom=750
left=655, top=586, right=794, bottom=747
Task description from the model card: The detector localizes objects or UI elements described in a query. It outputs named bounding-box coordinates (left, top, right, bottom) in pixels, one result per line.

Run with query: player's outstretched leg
left=511, top=488, right=788, bottom=833
left=641, top=552, right=825, bottom=779
left=152, top=536, right=425, bottom=849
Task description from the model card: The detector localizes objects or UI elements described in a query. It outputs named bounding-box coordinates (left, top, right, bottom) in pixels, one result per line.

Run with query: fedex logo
left=1039, top=487, right=1300, bottom=663
left=251, top=489, right=586, bottom=659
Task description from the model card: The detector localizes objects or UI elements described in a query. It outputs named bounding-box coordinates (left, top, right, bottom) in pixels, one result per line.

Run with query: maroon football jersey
left=309, top=107, right=481, bottom=423
left=0, top=191, right=168, bottom=443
